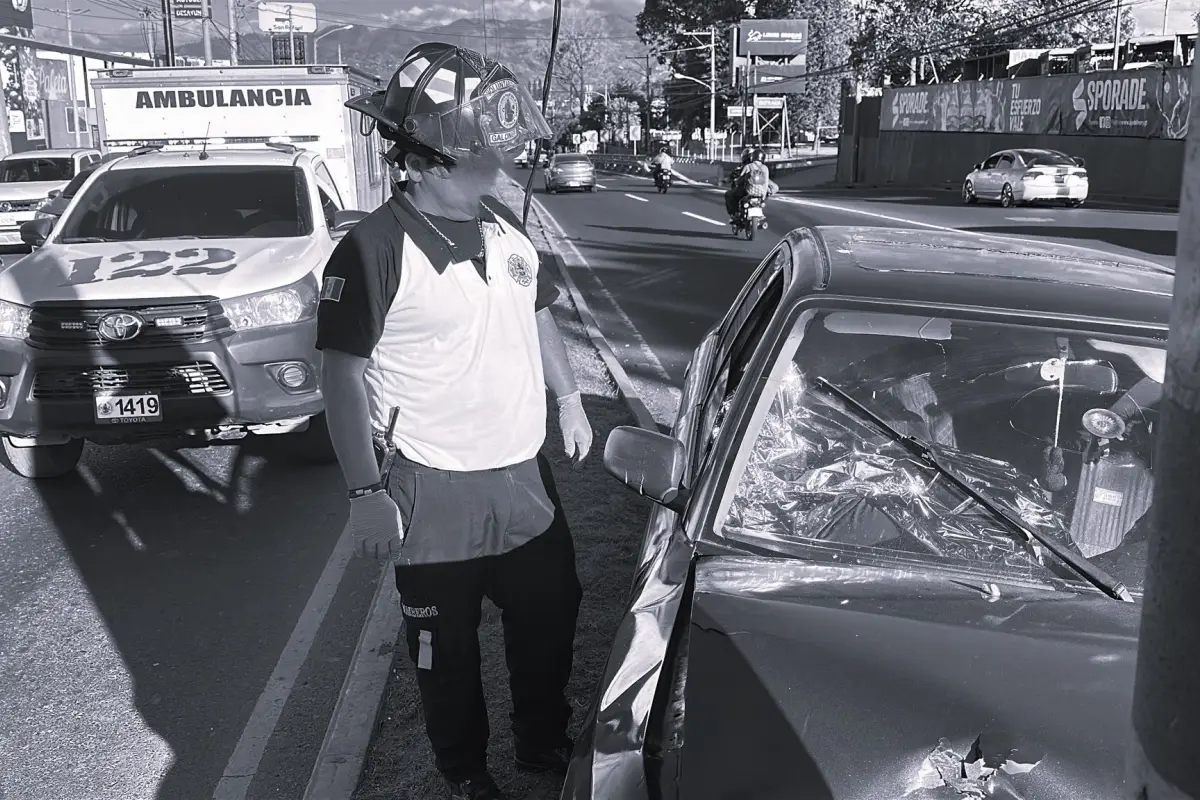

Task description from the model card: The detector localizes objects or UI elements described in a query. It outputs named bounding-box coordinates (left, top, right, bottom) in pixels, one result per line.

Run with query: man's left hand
left=557, top=391, right=593, bottom=463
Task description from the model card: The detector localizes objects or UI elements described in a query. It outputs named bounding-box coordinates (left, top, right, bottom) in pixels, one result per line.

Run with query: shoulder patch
left=320, top=276, right=346, bottom=302
left=507, top=253, right=533, bottom=287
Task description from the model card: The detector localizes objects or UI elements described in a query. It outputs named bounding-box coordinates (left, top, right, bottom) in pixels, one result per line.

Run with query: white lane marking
left=529, top=194, right=679, bottom=422
left=624, top=193, right=649, bottom=203
left=682, top=211, right=725, bottom=226
left=213, top=523, right=354, bottom=800
left=772, top=195, right=967, bottom=233
left=1004, top=216, right=1055, bottom=222
left=595, top=183, right=606, bottom=189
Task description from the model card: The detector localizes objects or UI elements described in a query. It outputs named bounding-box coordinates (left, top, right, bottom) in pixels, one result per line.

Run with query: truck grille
left=31, top=361, right=232, bottom=400
left=29, top=301, right=230, bottom=349
left=0, top=199, right=41, bottom=213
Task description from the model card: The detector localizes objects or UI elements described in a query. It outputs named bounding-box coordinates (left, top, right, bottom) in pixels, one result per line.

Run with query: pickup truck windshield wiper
left=59, top=236, right=116, bottom=243
left=811, top=377, right=1134, bottom=603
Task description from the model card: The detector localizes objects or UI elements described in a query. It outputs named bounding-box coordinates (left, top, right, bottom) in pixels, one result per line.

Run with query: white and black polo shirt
left=315, top=186, right=560, bottom=472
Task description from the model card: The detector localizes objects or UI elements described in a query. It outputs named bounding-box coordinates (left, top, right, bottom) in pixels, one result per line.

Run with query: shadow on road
left=587, top=223, right=735, bottom=241
left=960, top=224, right=1177, bottom=258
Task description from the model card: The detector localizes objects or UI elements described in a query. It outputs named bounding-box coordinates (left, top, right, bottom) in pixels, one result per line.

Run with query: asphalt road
left=1, top=437, right=378, bottom=800
left=508, top=165, right=1178, bottom=410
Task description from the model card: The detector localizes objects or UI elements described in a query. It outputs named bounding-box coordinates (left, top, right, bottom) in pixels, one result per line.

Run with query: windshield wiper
left=811, top=377, right=1134, bottom=603
left=59, top=236, right=116, bottom=243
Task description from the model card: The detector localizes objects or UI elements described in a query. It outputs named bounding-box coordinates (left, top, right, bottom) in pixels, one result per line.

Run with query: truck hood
left=0, top=237, right=326, bottom=303
left=678, top=557, right=1140, bottom=800
left=0, top=181, right=66, bottom=203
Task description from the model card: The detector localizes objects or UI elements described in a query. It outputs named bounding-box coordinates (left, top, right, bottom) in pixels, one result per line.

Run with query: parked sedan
left=566, top=224, right=1171, bottom=800
left=544, top=153, right=596, bottom=193
left=963, top=148, right=1088, bottom=208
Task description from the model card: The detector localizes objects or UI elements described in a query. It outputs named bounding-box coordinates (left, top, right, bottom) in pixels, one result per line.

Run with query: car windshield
left=56, top=165, right=314, bottom=241
left=723, top=309, right=1163, bottom=594
left=1021, top=151, right=1077, bottom=167
left=0, top=157, right=74, bottom=182
left=60, top=167, right=97, bottom=199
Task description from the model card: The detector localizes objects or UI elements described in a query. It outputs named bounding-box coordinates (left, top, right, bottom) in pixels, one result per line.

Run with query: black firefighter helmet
left=346, top=42, right=552, bottom=167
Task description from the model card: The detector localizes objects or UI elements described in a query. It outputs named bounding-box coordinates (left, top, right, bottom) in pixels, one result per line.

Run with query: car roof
left=2, top=148, right=97, bottom=160
left=104, top=147, right=312, bottom=170
left=803, top=226, right=1171, bottom=330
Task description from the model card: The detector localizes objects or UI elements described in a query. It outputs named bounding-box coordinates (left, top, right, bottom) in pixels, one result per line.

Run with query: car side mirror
left=47, top=188, right=61, bottom=199
left=20, top=217, right=53, bottom=248
left=331, top=209, right=369, bottom=232
left=1074, top=157, right=1086, bottom=168
left=603, top=425, right=689, bottom=513
left=973, top=163, right=983, bottom=171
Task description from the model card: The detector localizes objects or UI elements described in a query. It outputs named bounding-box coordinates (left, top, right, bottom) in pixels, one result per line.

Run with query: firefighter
left=317, top=43, right=592, bottom=800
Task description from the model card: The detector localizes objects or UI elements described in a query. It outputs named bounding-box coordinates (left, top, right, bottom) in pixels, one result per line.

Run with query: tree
left=536, top=11, right=622, bottom=117
left=788, top=0, right=852, bottom=134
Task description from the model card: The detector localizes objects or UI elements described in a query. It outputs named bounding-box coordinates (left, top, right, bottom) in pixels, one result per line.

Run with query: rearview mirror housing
left=20, top=217, right=53, bottom=248
left=1003, top=360, right=1119, bottom=393
left=331, top=209, right=369, bottom=232
left=603, top=425, right=688, bottom=513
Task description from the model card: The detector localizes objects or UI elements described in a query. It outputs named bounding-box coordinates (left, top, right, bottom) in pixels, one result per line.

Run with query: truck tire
left=286, top=413, right=339, bottom=465
left=2, top=437, right=84, bottom=479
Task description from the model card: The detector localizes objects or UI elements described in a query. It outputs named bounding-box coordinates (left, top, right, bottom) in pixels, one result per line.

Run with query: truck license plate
left=0, top=214, right=16, bottom=227
left=95, top=393, right=162, bottom=424
left=1055, top=175, right=1065, bottom=184
left=747, top=207, right=764, bottom=217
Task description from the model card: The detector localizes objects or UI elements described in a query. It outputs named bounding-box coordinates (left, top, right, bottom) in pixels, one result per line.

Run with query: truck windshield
left=0, top=158, right=75, bottom=182
left=56, top=165, right=314, bottom=242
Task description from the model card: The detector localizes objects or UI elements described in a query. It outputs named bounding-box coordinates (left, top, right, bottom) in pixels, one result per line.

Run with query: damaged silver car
left=564, top=225, right=1171, bottom=800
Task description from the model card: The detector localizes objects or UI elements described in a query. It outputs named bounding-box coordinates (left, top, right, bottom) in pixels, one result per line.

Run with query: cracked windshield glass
left=725, top=309, right=1163, bottom=593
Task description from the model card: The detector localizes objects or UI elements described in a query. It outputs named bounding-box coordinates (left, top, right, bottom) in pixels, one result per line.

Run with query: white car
left=963, top=148, right=1089, bottom=208
left=0, top=148, right=103, bottom=251
left=514, top=150, right=530, bottom=168
left=0, top=143, right=367, bottom=478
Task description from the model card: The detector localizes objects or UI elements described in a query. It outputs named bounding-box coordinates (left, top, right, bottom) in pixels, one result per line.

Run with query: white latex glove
left=348, top=490, right=405, bottom=561
left=557, top=391, right=593, bottom=463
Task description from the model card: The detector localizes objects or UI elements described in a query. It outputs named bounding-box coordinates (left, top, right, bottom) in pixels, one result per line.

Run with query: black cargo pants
left=725, top=184, right=746, bottom=216
left=390, top=452, right=582, bottom=783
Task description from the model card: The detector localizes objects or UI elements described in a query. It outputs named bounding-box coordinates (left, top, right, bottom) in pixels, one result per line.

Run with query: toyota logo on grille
left=97, top=312, right=145, bottom=342
left=0, top=202, right=11, bottom=213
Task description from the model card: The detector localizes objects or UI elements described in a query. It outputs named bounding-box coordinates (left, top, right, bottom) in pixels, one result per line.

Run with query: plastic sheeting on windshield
left=724, top=364, right=1076, bottom=568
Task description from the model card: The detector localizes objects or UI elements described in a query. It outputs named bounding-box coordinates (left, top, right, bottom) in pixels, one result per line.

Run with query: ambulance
left=90, top=64, right=390, bottom=212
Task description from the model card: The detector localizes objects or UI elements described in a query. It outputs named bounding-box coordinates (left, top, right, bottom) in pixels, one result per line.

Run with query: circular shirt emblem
left=496, top=90, right=520, bottom=130
left=507, top=253, right=533, bottom=287
left=12, top=0, right=27, bottom=12
left=97, top=311, right=145, bottom=342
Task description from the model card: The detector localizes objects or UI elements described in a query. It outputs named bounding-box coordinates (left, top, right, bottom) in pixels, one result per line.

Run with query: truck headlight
left=0, top=299, right=31, bottom=339
left=221, top=274, right=318, bottom=332
left=35, top=196, right=54, bottom=211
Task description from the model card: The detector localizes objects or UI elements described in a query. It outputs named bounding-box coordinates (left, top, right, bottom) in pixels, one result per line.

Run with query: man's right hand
left=348, top=491, right=405, bottom=561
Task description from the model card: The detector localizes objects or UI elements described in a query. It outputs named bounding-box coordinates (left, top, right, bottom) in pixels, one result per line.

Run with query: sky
left=28, top=0, right=1200, bottom=45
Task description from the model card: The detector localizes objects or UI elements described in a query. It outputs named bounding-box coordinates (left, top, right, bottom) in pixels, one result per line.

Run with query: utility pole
left=1161, top=0, right=1170, bottom=35
left=1128, top=54, right=1200, bottom=800
left=1113, top=0, right=1124, bottom=69
left=65, top=0, right=81, bottom=146
left=645, top=52, right=652, bottom=153
left=287, top=5, right=297, bottom=65
left=160, top=0, right=176, bottom=65
left=202, top=0, right=213, bottom=64
left=337, top=42, right=343, bottom=64
left=227, top=0, right=239, bottom=64
left=682, top=28, right=718, bottom=160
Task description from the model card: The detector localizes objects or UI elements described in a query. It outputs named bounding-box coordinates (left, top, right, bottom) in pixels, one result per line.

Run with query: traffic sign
left=173, top=0, right=209, bottom=18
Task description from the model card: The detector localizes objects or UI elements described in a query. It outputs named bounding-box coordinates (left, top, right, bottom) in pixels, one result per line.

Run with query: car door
left=976, top=153, right=1002, bottom=196
left=993, top=152, right=1017, bottom=195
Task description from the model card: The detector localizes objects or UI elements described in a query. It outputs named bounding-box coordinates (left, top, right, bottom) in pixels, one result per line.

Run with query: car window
left=57, top=165, right=314, bottom=241
left=61, top=167, right=97, bottom=198
left=695, top=245, right=789, bottom=462
left=982, top=155, right=1001, bottom=169
left=1021, top=151, right=1078, bottom=167
left=997, top=154, right=1015, bottom=169
left=723, top=308, right=1164, bottom=594
left=314, top=161, right=344, bottom=208
left=0, top=158, right=75, bottom=182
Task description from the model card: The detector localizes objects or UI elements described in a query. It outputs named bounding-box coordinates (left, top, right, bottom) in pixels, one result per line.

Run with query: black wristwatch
left=349, top=481, right=385, bottom=499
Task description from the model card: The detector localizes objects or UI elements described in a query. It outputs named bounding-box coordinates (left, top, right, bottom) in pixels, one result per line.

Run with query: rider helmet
left=345, top=42, right=552, bottom=167
left=659, top=144, right=670, bottom=154
left=749, top=147, right=766, bottom=164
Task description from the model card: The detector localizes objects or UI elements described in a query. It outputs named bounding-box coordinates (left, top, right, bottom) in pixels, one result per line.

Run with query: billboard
left=881, top=67, right=1189, bottom=139
left=738, top=19, right=808, bottom=57
left=173, top=0, right=209, bottom=19
left=0, top=0, right=33, bottom=32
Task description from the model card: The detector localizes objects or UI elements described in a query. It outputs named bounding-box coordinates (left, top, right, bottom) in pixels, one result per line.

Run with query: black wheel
left=1068, top=198, right=1084, bottom=208
left=745, top=226, right=755, bottom=241
left=547, top=185, right=556, bottom=194
left=963, top=180, right=977, bottom=204
left=1000, top=183, right=1015, bottom=208
left=2, top=436, right=84, bottom=479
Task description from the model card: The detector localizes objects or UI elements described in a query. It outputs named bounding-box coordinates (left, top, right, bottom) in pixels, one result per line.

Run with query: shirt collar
left=387, top=183, right=501, bottom=274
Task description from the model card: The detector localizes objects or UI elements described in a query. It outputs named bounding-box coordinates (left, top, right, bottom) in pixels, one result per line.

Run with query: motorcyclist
left=650, top=145, right=674, bottom=186
left=725, top=147, right=778, bottom=221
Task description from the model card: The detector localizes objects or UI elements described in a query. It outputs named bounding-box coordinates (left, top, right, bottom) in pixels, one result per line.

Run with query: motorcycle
left=732, top=194, right=768, bottom=240
left=654, top=166, right=672, bottom=193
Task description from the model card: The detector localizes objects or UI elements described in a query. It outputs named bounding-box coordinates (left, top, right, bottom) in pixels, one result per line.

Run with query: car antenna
left=199, top=122, right=212, bottom=160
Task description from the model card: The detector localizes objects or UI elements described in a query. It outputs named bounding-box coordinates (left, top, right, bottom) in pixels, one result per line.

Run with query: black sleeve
left=315, top=227, right=401, bottom=359
left=534, top=251, right=560, bottom=311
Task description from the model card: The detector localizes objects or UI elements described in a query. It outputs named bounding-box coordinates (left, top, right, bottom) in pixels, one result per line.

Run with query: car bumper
left=1018, top=181, right=1089, bottom=201
left=0, top=320, right=323, bottom=444
left=0, top=213, right=37, bottom=248
left=546, top=174, right=596, bottom=190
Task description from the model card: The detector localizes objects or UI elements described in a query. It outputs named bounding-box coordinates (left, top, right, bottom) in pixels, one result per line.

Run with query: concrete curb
left=302, top=562, right=402, bottom=800
left=506, top=175, right=658, bottom=432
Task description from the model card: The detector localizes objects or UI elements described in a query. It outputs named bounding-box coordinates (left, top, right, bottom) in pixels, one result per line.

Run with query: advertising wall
left=0, top=0, right=45, bottom=153
left=881, top=67, right=1190, bottom=140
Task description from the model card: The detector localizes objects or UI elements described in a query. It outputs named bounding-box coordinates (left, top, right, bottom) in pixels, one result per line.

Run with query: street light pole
left=683, top=28, right=718, bottom=160
left=313, top=24, right=352, bottom=64
left=226, top=0, right=238, bottom=64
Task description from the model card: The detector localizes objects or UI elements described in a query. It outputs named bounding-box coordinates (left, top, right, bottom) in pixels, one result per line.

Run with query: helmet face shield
left=403, top=79, right=552, bottom=162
